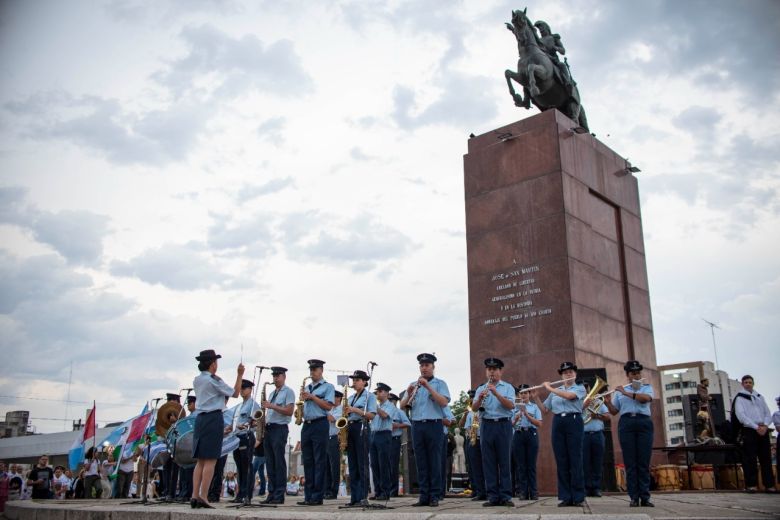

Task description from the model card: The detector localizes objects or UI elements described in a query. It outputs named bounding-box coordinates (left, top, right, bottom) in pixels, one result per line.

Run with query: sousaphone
left=155, top=401, right=183, bottom=436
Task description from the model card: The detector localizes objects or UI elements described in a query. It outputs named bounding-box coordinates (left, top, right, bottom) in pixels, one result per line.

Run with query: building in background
left=0, top=410, right=31, bottom=438
left=658, top=361, right=742, bottom=446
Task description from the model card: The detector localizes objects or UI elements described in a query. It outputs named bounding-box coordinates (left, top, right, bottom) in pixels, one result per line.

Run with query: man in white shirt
left=733, top=375, right=776, bottom=493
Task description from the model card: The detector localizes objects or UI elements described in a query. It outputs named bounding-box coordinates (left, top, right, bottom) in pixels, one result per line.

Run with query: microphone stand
left=359, top=361, right=393, bottom=510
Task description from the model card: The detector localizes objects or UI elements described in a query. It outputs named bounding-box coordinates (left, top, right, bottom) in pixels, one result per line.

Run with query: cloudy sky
left=1, top=0, right=778, bottom=437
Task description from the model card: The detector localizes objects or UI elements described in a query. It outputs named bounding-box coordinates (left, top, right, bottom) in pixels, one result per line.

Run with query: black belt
left=517, top=427, right=536, bottom=432
left=585, top=430, right=604, bottom=434
left=412, top=419, right=442, bottom=423
left=199, top=409, right=221, bottom=415
left=303, top=417, right=326, bottom=424
left=349, top=419, right=364, bottom=424
left=482, top=417, right=509, bottom=423
left=265, top=423, right=288, bottom=428
left=555, top=412, right=579, bottom=417
left=623, top=413, right=650, bottom=418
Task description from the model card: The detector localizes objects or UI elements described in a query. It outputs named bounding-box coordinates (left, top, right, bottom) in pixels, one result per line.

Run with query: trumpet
left=474, top=375, right=494, bottom=412
left=404, top=381, right=421, bottom=410
left=294, top=376, right=312, bottom=426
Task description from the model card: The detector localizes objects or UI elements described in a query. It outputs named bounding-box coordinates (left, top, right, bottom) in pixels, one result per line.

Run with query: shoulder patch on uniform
left=211, top=374, right=221, bottom=381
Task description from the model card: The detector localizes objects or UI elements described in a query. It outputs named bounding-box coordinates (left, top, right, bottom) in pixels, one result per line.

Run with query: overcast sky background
left=1, top=0, right=778, bottom=438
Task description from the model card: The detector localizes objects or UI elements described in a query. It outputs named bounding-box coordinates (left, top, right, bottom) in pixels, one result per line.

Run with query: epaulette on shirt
left=211, top=374, right=221, bottom=381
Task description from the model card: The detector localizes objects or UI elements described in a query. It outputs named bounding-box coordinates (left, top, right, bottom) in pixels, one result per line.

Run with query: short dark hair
left=741, top=375, right=754, bottom=383
left=198, top=360, right=212, bottom=371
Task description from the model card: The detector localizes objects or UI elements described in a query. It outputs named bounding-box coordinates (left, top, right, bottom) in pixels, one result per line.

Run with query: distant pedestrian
left=27, top=455, right=54, bottom=499
left=734, top=375, right=776, bottom=493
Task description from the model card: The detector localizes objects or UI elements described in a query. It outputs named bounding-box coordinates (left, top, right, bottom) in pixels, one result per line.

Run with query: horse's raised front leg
left=504, top=69, right=528, bottom=108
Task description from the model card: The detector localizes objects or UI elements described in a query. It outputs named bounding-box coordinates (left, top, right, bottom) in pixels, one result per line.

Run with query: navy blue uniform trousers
left=512, top=428, right=538, bottom=498
left=324, top=434, right=340, bottom=497
left=551, top=413, right=585, bottom=503
left=480, top=419, right=512, bottom=504
left=411, top=420, right=443, bottom=503
left=301, top=417, right=329, bottom=503
left=390, top=435, right=402, bottom=495
left=347, top=421, right=370, bottom=503
left=264, top=424, right=288, bottom=503
left=618, top=414, right=653, bottom=501
left=582, top=430, right=605, bottom=493
left=370, top=431, right=392, bottom=497
left=466, top=438, right=485, bottom=498
left=233, top=432, right=255, bottom=499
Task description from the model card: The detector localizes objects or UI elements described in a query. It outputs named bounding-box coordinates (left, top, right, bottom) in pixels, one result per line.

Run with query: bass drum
left=166, top=414, right=197, bottom=468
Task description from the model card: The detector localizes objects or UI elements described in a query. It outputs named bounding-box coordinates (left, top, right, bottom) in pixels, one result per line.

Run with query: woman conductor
left=191, top=349, right=244, bottom=508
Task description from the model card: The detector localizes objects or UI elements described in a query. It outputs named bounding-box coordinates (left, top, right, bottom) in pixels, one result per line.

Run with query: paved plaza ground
left=4, top=492, right=780, bottom=520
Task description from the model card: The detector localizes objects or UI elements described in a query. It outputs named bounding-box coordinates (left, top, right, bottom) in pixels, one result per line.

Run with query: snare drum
left=166, top=414, right=197, bottom=468
left=690, top=464, right=715, bottom=490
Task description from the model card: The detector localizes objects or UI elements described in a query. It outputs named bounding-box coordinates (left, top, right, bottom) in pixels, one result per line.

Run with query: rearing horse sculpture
left=504, top=8, right=589, bottom=131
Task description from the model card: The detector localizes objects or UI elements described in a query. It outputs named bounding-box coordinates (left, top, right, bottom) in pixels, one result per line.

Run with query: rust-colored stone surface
left=464, top=109, right=663, bottom=495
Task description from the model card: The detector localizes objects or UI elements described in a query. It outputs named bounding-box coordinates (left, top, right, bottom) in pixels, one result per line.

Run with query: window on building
left=670, top=436, right=684, bottom=445
left=665, top=382, right=681, bottom=391
left=668, top=409, right=684, bottom=417
left=684, top=381, right=698, bottom=388
left=669, top=423, right=684, bottom=431
left=667, top=396, right=682, bottom=404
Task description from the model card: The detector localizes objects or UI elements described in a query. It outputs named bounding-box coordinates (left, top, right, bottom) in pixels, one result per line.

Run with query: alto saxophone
left=294, top=376, right=312, bottom=426
left=336, top=383, right=349, bottom=451
left=255, top=381, right=272, bottom=443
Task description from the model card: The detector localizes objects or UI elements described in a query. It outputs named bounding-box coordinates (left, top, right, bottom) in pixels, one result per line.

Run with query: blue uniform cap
left=467, top=389, right=476, bottom=397
left=417, top=353, right=437, bottom=364
left=516, top=383, right=530, bottom=392
left=166, top=393, right=181, bottom=402
left=558, top=361, right=577, bottom=374
left=271, top=366, right=288, bottom=375
left=334, top=390, right=343, bottom=398
left=624, top=360, right=643, bottom=372
left=484, top=357, right=504, bottom=368
left=374, top=382, right=391, bottom=393
left=241, top=379, right=254, bottom=389
left=307, top=359, right=325, bottom=369
left=186, top=395, right=197, bottom=403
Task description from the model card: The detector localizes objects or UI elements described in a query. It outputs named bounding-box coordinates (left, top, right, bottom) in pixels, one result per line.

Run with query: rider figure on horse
left=533, top=21, right=574, bottom=95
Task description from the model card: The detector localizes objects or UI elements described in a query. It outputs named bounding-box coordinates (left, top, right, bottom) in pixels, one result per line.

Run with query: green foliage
left=449, top=390, right=471, bottom=433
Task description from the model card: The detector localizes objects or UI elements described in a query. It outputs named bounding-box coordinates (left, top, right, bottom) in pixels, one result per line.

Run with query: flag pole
left=92, top=400, right=97, bottom=453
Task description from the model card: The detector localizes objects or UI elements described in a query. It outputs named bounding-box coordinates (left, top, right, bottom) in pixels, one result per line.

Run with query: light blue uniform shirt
left=583, top=403, right=609, bottom=432
left=513, top=401, right=541, bottom=429
left=442, top=406, right=455, bottom=433
left=348, top=389, right=377, bottom=421
left=233, top=397, right=261, bottom=436
left=474, top=380, right=515, bottom=419
left=328, top=404, right=343, bottom=436
left=612, top=383, right=654, bottom=417
left=543, top=383, right=586, bottom=414
left=391, top=406, right=411, bottom=438
left=303, top=379, right=335, bottom=420
left=464, top=410, right=480, bottom=438
left=371, top=400, right=395, bottom=432
left=266, top=385, right=296, bottom=425
left=408, top=377, right=451, bottom=421
left=193, top=371, right=235, bottom=413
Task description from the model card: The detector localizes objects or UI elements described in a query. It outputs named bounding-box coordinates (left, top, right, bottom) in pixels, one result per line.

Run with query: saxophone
left=336, top=383, right=349, bottom=451
left=255, top=381, right=271, bottom=443
left=294, top=377, right=312, bottom=426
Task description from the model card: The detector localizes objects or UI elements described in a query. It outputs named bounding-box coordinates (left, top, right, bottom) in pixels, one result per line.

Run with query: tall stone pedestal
left=464, top=109, right=664, bottom=495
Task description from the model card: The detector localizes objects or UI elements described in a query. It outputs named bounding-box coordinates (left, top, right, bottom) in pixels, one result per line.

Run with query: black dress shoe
left=471, top=495, right=483, bottom=501
left=374, top=495, right=389, bottom=501
left=502, top=499, right=515, bottom=506
left=630, top=499, right=639, bottom=507
left=412, top=500, right=428, bottom=507
left=640, top=499, right=654, bottom=507
left=529, top=495, right=538, bottom=500
left=196, top=499, right=214, bottom=509
left=483, top=501, right=501, bottom=507
left=572, top=501, right=585, bottom=506
left=428, top=499, right=439, bottom=507
left=558, top=500, right=572, bottom=507
left=190, top=498, right=199, bottom=509
left=231, top=497, right=243, bottom=503
left=592, top=491, right=602, bottom=497
left=308, top=500, right=323, bottom=505
left=296, top=500, right=311, bottom=505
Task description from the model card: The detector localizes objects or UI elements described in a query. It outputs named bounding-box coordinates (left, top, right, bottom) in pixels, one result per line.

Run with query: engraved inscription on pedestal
left=481, top=264, right=552, bottom=329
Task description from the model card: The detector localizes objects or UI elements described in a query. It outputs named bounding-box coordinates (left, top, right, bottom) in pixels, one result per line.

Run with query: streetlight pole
left=702, top=318, right=720, bottom=371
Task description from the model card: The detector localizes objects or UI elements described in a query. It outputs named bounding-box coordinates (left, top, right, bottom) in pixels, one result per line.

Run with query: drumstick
left=240, top=343, right=244, bottom=364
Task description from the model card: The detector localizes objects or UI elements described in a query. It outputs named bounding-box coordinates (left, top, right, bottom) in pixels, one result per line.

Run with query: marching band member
left=344, top=370, right=376, bottom=506
left=472, top=358, right=515, bottom=507
left=461, top=389, right=485, bottom=501
left=324, top=390, right=343, bottom=500
left=231, top=379, right=260, bottom=503
left=605, top=361, right=654, bottom=507
left=400, top=353, right=450, bottom=507
left=512, top=383, right=541, bottom=500
left=260, top=366, right=295, bottom=505
left=388, top=393, right=410, bottom=497
left=535, top=361, right=586, bottom=507
left=440, top=405, right=456, bottom=500
left=369, top=382, right=394, bottom=501
left=176, top=395, right=197, bottom=502
left=297, top=359, right=335, bottom=506
left=582, top=385, right=610, bottom=498
left=191, top=349, right=243, bottom=509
